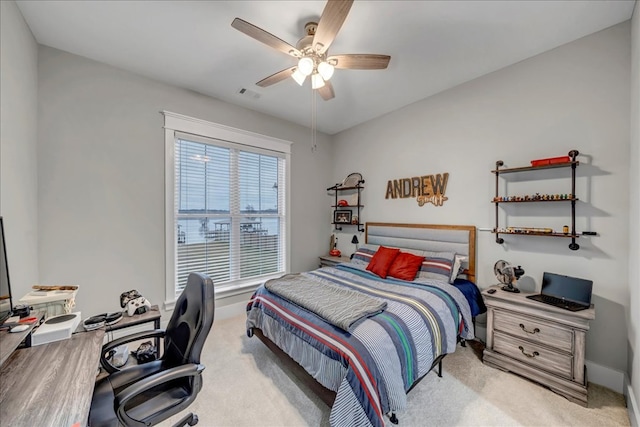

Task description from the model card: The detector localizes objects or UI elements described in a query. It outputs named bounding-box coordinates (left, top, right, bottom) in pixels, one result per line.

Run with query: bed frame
left=365, top=222, right=476, bottom=283
left=251, top=223, right=477, bottom=422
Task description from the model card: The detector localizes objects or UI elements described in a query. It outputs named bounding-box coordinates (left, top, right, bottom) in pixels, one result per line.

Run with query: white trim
left=164, top=126, right=176, bottom=311
left=162, top=111, right=292, bottom=308
left=163, top=299, right=176, bottom=312
left=626, top=377, right=639, bottom=427
left=163, top=111, right=292, bottom=154
left=585, top=360, right=625, bottom=393
left=164, top=280, right=264, bottom=313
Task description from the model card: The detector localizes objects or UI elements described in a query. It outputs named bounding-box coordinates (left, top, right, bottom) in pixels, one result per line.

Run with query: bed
left=246, top=223, right=483, bottom=427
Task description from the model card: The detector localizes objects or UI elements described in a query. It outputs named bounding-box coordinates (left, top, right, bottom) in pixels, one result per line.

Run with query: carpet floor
left=164, top=314, right=629, bottom=427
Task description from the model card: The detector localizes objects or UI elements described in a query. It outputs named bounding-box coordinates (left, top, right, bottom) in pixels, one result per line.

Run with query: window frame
left=163, top=111, right=292, bottom=310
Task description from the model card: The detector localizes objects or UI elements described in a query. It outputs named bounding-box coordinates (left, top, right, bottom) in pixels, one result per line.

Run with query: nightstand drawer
left=494, top=310, right=573, bottom=353
left=319, top=255, right=351, bottom=267
left=494, top=331, right=573, bottom=379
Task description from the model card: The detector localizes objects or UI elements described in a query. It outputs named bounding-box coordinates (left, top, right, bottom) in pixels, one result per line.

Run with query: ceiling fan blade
left=328, top=54, right=391, bottom=70
left=232, top=18, right=301, bottom=57
left=312, top=0, right=354, bottom=54
left=318, top=80, right=335, bottom=101
left=256, top=67, right=297, bottom=88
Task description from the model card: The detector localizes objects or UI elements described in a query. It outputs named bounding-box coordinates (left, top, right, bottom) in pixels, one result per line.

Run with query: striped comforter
left=246, top=263, right=474, bottom=427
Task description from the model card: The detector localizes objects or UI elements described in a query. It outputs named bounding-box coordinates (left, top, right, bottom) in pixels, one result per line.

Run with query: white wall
left=0, top=1, right=39, bottom=299
left=3, top=0, right=637, bottom=410
left=628, top=2, right=639, bottom=425
left=36, top=46, right=333, bottom=319
left=333, top=23, right=631, bottom=375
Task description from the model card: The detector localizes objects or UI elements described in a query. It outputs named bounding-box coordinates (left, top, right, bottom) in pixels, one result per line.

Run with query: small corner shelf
left=328, top=180, right=365, bottom=232
left=492, top=149, right=586, bottom=251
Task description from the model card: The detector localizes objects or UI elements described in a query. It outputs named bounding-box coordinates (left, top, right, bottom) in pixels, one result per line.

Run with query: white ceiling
left=16, top=0, right=635, bottom=135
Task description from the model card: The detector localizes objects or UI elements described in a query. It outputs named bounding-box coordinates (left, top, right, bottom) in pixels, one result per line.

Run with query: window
left=164, top=112, right=291, bottom=307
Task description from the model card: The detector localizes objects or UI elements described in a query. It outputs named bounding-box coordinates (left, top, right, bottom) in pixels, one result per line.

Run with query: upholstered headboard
left=365, top=222, right=477, bottom=282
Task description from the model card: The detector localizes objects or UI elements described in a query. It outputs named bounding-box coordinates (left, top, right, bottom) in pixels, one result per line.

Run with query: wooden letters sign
left=385, top=173, right=449, bottom=207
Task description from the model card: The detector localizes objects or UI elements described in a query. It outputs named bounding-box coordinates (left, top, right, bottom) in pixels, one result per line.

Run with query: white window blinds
left=173, top=133, right=286, bottom=298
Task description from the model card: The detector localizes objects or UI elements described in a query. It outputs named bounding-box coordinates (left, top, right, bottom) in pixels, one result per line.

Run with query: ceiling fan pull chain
left=311, top=87, right=317, bottom=153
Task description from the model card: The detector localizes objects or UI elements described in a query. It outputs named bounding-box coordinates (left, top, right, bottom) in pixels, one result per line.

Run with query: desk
left=0, top=328, right=105, bottom=427
left=0, top=306, right=162, bottom=426
left=0, top=311, right=45, bottom=367
left=102, top=304, right=161, bottom=354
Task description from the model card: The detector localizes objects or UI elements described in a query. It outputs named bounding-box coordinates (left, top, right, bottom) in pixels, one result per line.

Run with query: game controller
left=126, top=296, right=151, bottom=316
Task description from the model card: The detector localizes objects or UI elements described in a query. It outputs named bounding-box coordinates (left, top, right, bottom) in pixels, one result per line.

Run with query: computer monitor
left=0, top=217, right=14, bottom=323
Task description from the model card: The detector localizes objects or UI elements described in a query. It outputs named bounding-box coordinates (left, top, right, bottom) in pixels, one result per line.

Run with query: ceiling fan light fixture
left=291, top=68, right=306, bottom=86
left=317, top=61, right=334, bottom=80
left=232, top=0, right=389, bottom=102
left=311, top=73, right=325, bottom=89
left=298, top=57, right=314, bottom=76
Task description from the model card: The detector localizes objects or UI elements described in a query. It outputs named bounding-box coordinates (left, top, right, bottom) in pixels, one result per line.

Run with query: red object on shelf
left=329, top=249, right=341, bottom=257
left=531, top=156, right=571, bottom=167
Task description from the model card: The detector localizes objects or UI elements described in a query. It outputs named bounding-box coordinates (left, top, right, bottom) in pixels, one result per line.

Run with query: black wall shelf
left=328, top=181, right=365, bottom=232
left=493, top=150, right=582, bottom=250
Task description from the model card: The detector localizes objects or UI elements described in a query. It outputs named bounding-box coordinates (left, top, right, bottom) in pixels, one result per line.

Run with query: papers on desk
left=22, top=288, right=78, bottom=304
left=19, top=288, right=78, bottom=317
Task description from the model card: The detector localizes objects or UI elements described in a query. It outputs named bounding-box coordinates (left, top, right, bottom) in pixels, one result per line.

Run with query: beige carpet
left=164, top=314, right=629, bottom=427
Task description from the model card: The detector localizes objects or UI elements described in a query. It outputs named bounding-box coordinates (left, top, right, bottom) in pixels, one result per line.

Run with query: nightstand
left=482, top=285, right=595, bottom=406
left=319, top=254, right=351, bottom=268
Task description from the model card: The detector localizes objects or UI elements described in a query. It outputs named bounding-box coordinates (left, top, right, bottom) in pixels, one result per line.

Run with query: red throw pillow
left=388, top=252, right=425, bottom=281
left=366, top=246, right=400, bottom=278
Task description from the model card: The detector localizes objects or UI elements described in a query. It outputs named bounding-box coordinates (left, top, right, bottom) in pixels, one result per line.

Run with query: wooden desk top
left=0, top=312, right=45, bottom=367
left=0, top=329, right=105, bottom=427
left=107, top=304, right=161, bottom=332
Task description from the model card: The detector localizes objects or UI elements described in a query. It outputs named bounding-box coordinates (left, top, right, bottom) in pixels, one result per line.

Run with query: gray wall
left=35, top=46, right=333, bottom=319
left=2, top=0, right=638, bottom=415
left=0, top=1, right=39, bottom=297
left=332, top=23, right=631, bottom=376
left=629, top=2, right=639, bottom=423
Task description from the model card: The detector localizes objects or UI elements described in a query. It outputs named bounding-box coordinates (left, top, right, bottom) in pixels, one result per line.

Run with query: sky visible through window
left=176, top=139, right=280, bottom=244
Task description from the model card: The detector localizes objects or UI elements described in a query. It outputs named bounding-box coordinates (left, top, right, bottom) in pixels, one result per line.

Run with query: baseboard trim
left=626, top=378, right=639, bottom=427
left=585, top=360, right=625, bottom=393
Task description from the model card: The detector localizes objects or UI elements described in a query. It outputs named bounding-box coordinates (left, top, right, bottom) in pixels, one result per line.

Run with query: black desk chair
left=89, top=272, right=215, bottom=427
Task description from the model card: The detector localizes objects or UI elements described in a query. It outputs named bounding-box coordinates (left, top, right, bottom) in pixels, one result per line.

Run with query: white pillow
left=449, top=254, right=468, bottom=284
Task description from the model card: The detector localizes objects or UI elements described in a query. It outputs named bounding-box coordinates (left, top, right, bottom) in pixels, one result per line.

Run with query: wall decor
left=328, top=175, right=365, bottom=232
left=492, top=150, right=586, bottom=250
left=334, top=210, right=352, bottom=224
left=385, top=173, right=449, bottom=207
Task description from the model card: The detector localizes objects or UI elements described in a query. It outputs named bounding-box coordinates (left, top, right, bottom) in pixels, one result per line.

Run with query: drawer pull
left=519, top=323, right=540, bottom=334
left=518, top=346, right=539, bottom=358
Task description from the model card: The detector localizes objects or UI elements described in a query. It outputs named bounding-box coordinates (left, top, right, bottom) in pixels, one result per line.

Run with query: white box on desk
left=31, top=312, right=82, bottom=346
left=19, top=289, right=77, bottom=318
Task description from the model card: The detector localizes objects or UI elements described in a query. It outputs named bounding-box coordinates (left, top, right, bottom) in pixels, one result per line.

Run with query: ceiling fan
left=231, top=0, right=390, bottom=101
